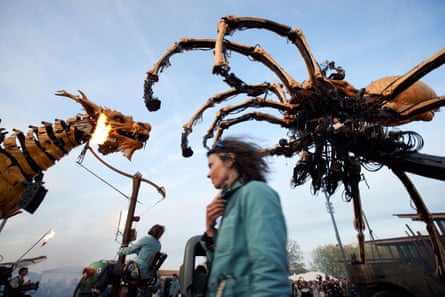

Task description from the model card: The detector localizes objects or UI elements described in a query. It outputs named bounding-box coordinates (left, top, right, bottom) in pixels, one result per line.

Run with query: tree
left=287, top=239, right=307, bottom=274
left=310, top=244, right=358, bottom=279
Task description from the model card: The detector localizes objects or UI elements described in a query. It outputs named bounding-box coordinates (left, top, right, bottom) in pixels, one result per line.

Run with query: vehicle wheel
left=72, top=276, right=94, bottom=297
left=73, top=260, right=109, bottom=297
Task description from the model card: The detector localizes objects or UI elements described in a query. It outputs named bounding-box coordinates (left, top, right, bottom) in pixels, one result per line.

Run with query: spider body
left=365, top=76, right=437, bottom=124
left=144, top=15, right=445, bottom=274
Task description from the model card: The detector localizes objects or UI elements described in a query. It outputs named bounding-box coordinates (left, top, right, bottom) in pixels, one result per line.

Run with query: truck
left=346, top=213, right=445, bottom=297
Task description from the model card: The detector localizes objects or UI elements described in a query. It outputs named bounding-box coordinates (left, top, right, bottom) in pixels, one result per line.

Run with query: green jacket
left=204, top=180, right=290, bottom=296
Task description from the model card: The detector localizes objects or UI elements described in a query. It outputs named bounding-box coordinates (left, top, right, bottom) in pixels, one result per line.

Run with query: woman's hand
left=205, top=196, right=227, bottom=237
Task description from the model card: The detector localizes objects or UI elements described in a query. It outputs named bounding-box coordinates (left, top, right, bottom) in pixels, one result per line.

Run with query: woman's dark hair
left=207, top=137, right=269, bottom=183
left=148, top=224, right=165, bottom=239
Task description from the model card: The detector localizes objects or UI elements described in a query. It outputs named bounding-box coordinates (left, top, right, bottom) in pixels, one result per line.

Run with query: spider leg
left=384, top=152, right=445, bottom=181
left=215, top=43, right=304, bottom=93
left=180, top=83, right=288, bottom=157
left=145, top=39, right=216, bottom=111
left=183, top=82, right=288, bottom=133
left=145, top=38, right=301, bottom=112
left=213, top=15, right=292, bottom=71
left=207, top=111, right=297, bottom=149
left=364, top=81, right=445, bottom=126
left=382, top=48, right=445, bottom=100
left=202, top=96, right=301, bottom=148
left=364, top=49, right=445, bottom=125
left=344, top=159, right=366, bottom=263
left=181, top=86, right=269, bottom=157
left=397, top=95, right=445, bottom=123
left=391, top=169, right=445, bottom=279
left=214, top=15, right=323, bottom=86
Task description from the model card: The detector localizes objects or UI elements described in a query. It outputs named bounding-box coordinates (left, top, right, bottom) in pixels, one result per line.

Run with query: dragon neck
left=1, top=114, right=94, bottom=179
left=0, top=114, right=95, bottom=217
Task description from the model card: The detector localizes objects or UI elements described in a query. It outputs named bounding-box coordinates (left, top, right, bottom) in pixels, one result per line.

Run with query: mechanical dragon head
left=56, top=90, right=151, bottom=160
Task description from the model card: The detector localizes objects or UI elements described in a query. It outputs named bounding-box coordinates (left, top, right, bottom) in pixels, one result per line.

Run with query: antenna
left=114, top=211, right=123, bottom=243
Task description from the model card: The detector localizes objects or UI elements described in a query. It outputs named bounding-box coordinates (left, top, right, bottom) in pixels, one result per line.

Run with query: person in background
left=162, top=278, right=172, bottom=297
left=92, top=224, right=165, bottom=297
left=140, top=271, right=161, bottom=297
left=4, top=267, right=38, bottom=297
left=312, top=278, right=321, bottom=297
left=201, top=137, right=290, bottom=296
left=168, top=273, right=180, bottom=297
left=152, top=276, right=162, bottom=297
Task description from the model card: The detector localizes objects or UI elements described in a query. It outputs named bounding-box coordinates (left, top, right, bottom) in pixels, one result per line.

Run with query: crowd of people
left=291, top=276, right=359, bottom=297
left=140, top=274, right=179, bottom=297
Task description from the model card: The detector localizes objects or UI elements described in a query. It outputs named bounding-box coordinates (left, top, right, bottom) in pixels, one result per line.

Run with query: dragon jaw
left=56, top=89, right=151, bottom=160
left=95, top=110, right=151, bottom=160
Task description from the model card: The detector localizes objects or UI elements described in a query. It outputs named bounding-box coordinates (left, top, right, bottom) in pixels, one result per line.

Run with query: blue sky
left=1, top=0, right=444, bottom=274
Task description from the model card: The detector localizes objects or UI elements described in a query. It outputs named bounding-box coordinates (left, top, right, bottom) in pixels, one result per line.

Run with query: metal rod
left=325, top=192, right=347, bottom=264
left=110, top=173, right=142, bottom=297
left=119, top=172, right=142, bottom=263
left=16, top=229, right=53, bottom=262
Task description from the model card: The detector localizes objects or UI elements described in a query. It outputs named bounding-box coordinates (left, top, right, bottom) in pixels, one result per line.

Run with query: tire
left=72, top=276, right=94, bottom=297
left=73, top=260, right=110, bottom=297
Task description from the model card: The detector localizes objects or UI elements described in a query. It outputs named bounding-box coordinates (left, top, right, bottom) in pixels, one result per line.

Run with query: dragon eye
left=111, top=114, right=125, bottom=123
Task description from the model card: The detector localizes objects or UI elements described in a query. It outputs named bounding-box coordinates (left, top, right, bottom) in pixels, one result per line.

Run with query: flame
left=90, top=113, right=111, bottom=145
left=41, top=229, right=55, bottom=246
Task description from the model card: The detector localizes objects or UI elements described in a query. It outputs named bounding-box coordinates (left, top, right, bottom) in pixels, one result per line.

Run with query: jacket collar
left=220, top=178, right=244, bottom=200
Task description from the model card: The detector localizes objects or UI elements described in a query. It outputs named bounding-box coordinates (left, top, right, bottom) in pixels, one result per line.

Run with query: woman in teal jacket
left=202, top=138, right=290, bottom=297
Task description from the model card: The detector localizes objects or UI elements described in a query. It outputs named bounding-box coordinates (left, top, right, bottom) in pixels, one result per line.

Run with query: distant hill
left=41, top=266, right=82, bottom=274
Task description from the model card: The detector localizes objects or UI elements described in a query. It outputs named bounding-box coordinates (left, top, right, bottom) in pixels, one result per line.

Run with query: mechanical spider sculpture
left=144, top=16, right=445, bottom=274
left=0, top=90, right=151, bottom=219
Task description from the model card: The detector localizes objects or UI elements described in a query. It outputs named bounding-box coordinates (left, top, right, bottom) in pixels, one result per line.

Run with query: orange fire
left=41, top=229, right=55, bottom=246
left=90, top=113, right=111, bottom=145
